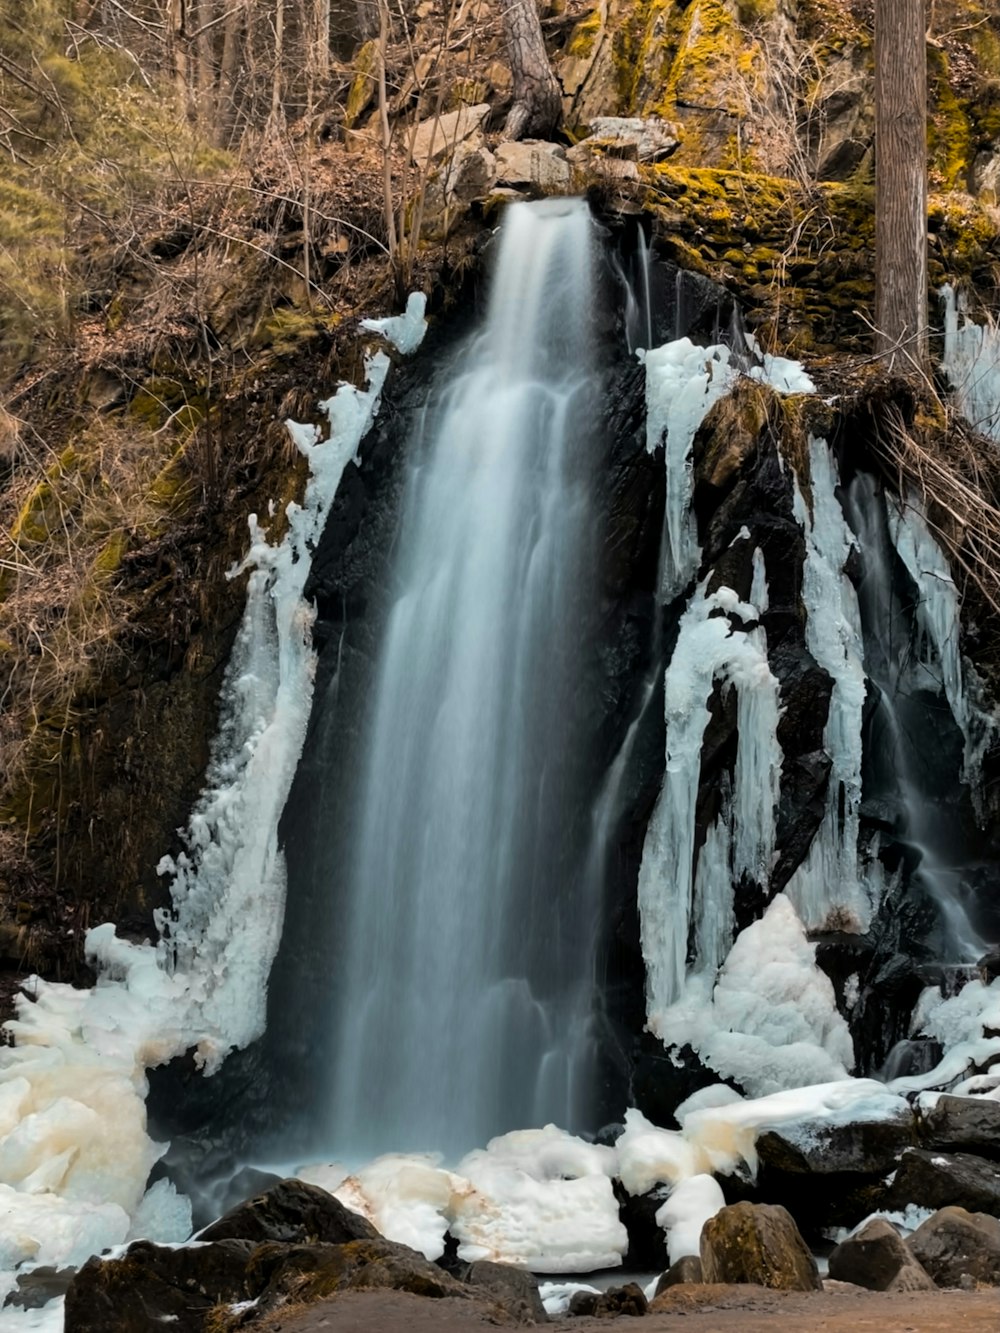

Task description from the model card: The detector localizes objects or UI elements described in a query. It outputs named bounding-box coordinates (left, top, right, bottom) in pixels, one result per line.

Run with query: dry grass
left=870, top=394, right=1000, bottom=624
left=0, top=410, right=182, bottom=829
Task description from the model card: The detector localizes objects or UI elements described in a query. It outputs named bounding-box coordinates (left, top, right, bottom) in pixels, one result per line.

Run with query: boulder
left=495, top=140, right=570, bottom=191
left=887, top=1149, right=1000, bottom=1216
left=568, top=1282, right=648, bottom=1317
left=826, top=1218, right=935, bottom=1292
left=700, top=1203, right=822, bottom=1291
left=565, top=140, right=640, bottom=181
left=410, top=104, right=491, bottom=167
left=250, top=1239, right=470, bottom=1307
left=586, top=116, right=679, bottom=162
left=464, top=1260, right=548, bottom=1323
left=908, top=1206, right=1000, bottom=1287
left=198, top=1177, right=379, bottom=1246
left=654, top=1255, right=704, bottom=1294
left=64, top=1239, right=255, bottom=1333
left=440, top=141, right=496, bottom=206
left=756, top=1107, right=914, bottom=1176
left=919, top=1095, right=1000, bottom=1158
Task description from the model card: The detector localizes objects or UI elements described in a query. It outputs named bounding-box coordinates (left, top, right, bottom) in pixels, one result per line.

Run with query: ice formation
left=886, top=491, right=993, bottom=793
left=653, top=896, right=856, bottom=1098
left=644, top=339, right=737, bottom=601
left=314, top=1125, right=628, bottom=1274
left=941, top=283, right=1000, bottom=442
left=638, top=579, right=780, bottom=1018
left=784, top=436, right=870, bottom=932
left=360, top=291, right=429, bottom=354
left=0, top=349, right=399, bottom=1318
left=655, top=1174, right=725, bottom=1263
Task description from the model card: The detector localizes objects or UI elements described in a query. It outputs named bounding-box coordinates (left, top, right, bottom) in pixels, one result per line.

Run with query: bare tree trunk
left=874, top=0, right=928, bottom=370
left=167, top=0, right=191, bottom=118
left=499, top=0, right=561, bottom=141
left=356, top=0, right=379, bottom=41
left=270, top=0, right=285, bottom=126
left=217, top=0, right=245, bottom=143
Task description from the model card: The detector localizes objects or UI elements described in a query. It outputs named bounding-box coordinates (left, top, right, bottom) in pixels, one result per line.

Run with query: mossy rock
left=345, top=38, right=378, bottom=128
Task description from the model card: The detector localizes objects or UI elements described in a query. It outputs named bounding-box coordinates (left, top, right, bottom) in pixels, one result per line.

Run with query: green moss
left=93, top=532, right=127, bottom=577
left=567, top=6, right=603, bottom=59
left=345, top=39, right=378, bottom=128
left=251, top=305, right=339, bottom=356
left=929, top=49, right=973, bottom=192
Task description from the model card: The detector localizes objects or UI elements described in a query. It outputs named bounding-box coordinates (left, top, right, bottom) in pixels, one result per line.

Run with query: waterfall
left=322, top=199, right=604, bottom=1159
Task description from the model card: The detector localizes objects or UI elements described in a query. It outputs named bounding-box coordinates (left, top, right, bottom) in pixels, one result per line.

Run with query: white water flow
left=325, top=199, right=603, bottom=1159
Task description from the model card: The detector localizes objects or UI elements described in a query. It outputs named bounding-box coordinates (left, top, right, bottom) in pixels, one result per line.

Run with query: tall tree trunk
left=874, top=0, right=928, bottom=370
left=167, top=0, right=191, bottom=118
left=270, top=0, right=285, bottom=126
left=499, top=0, right=561, bottom=141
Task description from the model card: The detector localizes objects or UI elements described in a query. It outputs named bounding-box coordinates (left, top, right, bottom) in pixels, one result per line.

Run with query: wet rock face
left=700, top=1202, right=822, bottom=1291
left=908, top=1206, right=1000, bottom=1287
left=918, top=1096, right=1000, bottom=1158
left=198, top=1178, right=379, bottom=1246
left=64, top=1238, right=257, bottom=1333
left=827, top=1218, right=935, bottom=1292
left=888, top=1149, right=1000, bottom=1216
left=756, top=1109, right=915, bottom=1177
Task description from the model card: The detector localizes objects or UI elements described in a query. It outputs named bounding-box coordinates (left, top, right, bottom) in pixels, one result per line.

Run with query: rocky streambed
left=14, top=1117, right=1000, bottom=1333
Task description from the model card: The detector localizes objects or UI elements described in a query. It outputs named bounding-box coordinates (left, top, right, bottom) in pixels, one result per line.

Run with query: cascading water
left=323, top=198, right=605, bottom=1159
left=842, top=472, right=983, bottom=960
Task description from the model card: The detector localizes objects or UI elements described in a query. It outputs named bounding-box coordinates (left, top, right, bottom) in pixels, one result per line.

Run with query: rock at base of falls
left=887, top=1149, right=1000, bottom=1216
left=918, top=1094, right=1000, bottom=1157
left=699, top=1202, right=822, bottom=1291
left=756, top=1107, right=915, bottom=1176
left=568, top=1281, right=648, bottom=1317
left=827, top=1218, right=935, bottom=1292
left=908, top=1206, right=1000, bottom=1287
left=63, top=1179, right=550, bottom=1332
left=653, top=1254, right=705, bottom=1295
left=198, top=1177, right=378, bottom=1246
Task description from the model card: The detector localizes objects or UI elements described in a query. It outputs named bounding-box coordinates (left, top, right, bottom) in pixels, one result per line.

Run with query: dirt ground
left=259, top=1284, right=1000, bottom=1332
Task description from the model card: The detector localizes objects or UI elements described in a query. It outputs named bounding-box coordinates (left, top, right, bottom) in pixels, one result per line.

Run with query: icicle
left=643, top=339, right=737, bottom=602
left=886, top=491, right=994, bottom=800
left=637, top=581, right=781, bottom=1017
left=150, top=350, right=393, bottom=1068
left=785, top=437, right=870, bottom=932
left=750, top=545, right=769, bottom=613
left=940, top=283, right=1000, bottom=442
